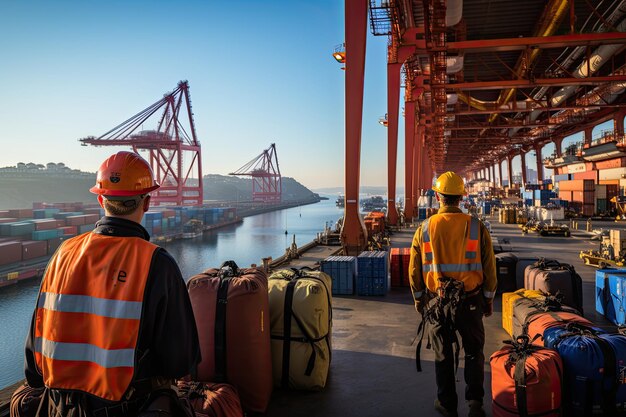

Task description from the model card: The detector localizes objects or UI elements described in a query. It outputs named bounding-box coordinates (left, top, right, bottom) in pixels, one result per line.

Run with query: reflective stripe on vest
left=34, top=232, right=158, bottom=401
left=421, top=214, right=483, bottom=293
left=422, top=219, right=432, bottom=261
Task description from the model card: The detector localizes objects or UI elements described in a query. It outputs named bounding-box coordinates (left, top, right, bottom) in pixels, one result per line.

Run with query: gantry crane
left=230, top=144, right=282, bottom=203
left=79, top=81, right=203, bottom=206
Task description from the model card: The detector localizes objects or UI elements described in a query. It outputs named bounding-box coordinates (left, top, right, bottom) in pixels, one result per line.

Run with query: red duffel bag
left=490, top=335, right=563, bottom=417
left=177, top=381, right=244, bottom=417
left=187, top=261, right=272, bottom=414
left=524, top=310, right=591, bottom=345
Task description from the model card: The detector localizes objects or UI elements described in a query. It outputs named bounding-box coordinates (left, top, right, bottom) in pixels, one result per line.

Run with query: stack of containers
left=533, top=190, right=556, bottom=206
left=320, top=256, right=357, bottom=295
left=558, top=179, right=595, bottom=216
left=595, top=184, right=608, bottom=213
left=143, top=211, right=163, bottom=236
left=356, top=251, right=388, bottom=296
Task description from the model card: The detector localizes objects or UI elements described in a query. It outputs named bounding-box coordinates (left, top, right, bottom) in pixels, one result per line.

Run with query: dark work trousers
left=428, top=294, right=485, bottom=411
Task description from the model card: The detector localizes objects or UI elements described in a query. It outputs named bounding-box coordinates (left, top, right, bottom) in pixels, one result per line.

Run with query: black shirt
left=23, top=216, right=201, bottom=409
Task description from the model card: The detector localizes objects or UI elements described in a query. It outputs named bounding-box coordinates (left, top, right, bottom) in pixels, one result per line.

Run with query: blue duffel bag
left=543, top=323, right=626, bottom=416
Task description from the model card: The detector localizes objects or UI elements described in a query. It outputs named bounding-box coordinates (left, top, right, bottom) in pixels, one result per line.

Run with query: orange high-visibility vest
left=34, top=232, right=158, bottom=401
left=421, top=213, right=483, bottom=294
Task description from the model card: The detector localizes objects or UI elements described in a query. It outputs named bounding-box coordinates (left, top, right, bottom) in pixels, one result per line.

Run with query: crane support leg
left=521, top=152, right=528, bottom=186
left=341, top=0, right=368, bottom=254
left=387, top=62, right=401, bottom=226
left=412, top=125, right=421, bottom=217
left=404, top=101, right=416, bottom=220
left=507, top=156, right=514, bottom=187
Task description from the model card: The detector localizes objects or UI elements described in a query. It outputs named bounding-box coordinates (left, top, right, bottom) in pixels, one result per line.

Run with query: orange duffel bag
left=177, top=381, right=244, bottom=417
left=524, top=310, right=591, bottom=345
left=187, top=261, right=272, bottom=413
left=491, top=335, right=563, bottom=417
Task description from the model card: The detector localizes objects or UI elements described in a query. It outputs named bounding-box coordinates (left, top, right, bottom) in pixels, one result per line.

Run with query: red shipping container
left=607, top=184, right=620, bottom=200
left=32, top=202, right=45, bottom=209
left=8, top=209, right=33, bottom=219
left=33, top=219, right=59, bottom=231
left=390, top=248, right=411, bottom=287
left=595, top=157, right=626, bottom=170
left=0, top=210, right=10, bottom=218
left=82, top=208, right=102, bottom=216
left=582, top=204, right=595, bottom=217
left=59, top=226, right=78, bottom=235
left=83, top=214, right=100, bottom=224
left=46, top=237, right=65, bottom=255
left=572, top=171, right=598, bottom=181
left=21, top=241, right=47, bottom=260
left=65, top=215, right=86, bottom=226
left=0, top=218, right=18, bottom=224
left=0, top=241, right=23, bottom=266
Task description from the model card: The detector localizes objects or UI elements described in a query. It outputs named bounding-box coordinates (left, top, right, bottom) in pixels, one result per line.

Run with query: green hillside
left=0, top=171, right=319, bottom=209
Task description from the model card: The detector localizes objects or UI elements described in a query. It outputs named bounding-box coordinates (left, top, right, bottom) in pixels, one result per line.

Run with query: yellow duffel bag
left=502, top=289, right=544, bottom=336
left=268, top=267, right=332, bottom=390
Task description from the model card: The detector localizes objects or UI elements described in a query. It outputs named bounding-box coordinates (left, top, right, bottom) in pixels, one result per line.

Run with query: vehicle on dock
left=579, top=244, right=625, bottom=268
left=521, top=219, right=571, bottom=237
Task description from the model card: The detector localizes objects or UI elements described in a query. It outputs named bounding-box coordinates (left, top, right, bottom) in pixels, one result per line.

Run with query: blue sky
left=0, top=0, right=395, bottom=190
left=0, top=1, right=619, bottom=190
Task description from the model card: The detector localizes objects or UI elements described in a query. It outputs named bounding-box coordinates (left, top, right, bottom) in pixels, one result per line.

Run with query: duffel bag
left=511, top=293, right=581, bottom=338
left=542, top=323, right=626, bottom=416
left=187, top=261, right=272, bottom=413
left=268, top=267, right=332, bottom=390
left=177, top=381, right=244, bottom=417
left=10, top=383, right=47, bottom=417
left=490, top=335, right=562, bottom=417
left=525, top=258, right=584, bottom=314
left=515, top=257, right=540, bottom=290
left=524, top=310, right=591, bottom=345
left=502, top=289, right=543, bottom=336
left=495, top=253, right=518, bottom=294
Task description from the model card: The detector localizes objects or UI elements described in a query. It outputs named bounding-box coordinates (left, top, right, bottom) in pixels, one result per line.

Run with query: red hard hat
left=90, top=151, right=160, bottom=196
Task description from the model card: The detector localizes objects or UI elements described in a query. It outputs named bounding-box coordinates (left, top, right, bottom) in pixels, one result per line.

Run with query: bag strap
left=513, top=352, right=529, bottom=417
left=214, top=274, right=231, bottom=382
left=281, top=280, right=297, bottom=388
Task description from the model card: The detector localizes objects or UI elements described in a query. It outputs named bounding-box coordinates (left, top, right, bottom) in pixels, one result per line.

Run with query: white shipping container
left=595, top=184, right=607, bottom=199
left=568, top=163, right=587, bottom=173
left=599, top=167, right=626, bottom=180
left=620, top=178, right=626, bottom=195
left=540, top=207, right=565, bottom=221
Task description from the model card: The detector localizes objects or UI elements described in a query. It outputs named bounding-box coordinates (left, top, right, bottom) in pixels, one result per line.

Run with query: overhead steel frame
left=80, top=81, right=203, bottom=206
left=342, top=0, right=368, bottom=254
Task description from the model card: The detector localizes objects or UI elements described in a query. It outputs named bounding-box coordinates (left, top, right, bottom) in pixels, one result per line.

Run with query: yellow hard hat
left=432, top=171, right=466, bottom=195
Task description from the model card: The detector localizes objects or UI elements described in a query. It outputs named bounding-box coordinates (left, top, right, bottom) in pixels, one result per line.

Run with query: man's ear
left=97, top=195, right=104, bottom=208
left=143, top=195, right=151, bottom=213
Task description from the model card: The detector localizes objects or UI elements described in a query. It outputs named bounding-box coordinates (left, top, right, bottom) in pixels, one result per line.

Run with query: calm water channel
left=0, top=198, right=342, bottom=389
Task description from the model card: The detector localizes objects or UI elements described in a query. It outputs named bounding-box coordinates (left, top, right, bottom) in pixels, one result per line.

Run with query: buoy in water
left=285, top=230, right=288, bottom=235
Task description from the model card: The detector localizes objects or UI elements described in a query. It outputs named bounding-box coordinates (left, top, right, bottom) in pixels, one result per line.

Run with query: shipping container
left=22, top=240, right=47, bottom=260
left=559, top=179, right=595, bottom=191
left=567, top=163, right=587, bottom=173
left=320, top=256, right=357, bottom=295
left=0, top=211, right=10, bottom=218
left=32, top=229, right=63, bottom=241
left=595, top=157, right=626, bottom=170
left=0, top=241, right=22, bottom=266
left=572, top=170, right=598, bottom=181
left=30, top=219, right=59, bottom=231
left=599, top=167, right=626, bottom=180
left=7, top=209, right=34, bottom=219
left=59, top=226, right=78, bottom=236
left=0, top=218, right=18, bottom=224
left=78, top=224, right=94, bottom=234
left=0, top=222, right=36, bottom=237
left=356, top=251, right=388, bottom=296
left=595, top=184, right=607, bottom=199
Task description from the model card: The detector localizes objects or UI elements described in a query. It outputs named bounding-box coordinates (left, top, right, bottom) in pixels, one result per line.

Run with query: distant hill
left=203, top=174, right=320, bottom=202
left=0, top=167, right=319, bottom=209
left=313, top=186, right=406, bottom=196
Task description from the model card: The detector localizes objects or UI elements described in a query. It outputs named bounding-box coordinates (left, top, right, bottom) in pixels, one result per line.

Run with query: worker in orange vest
left=19, top=151, right=200, bottom=416
left=409, top=171, right=497, bottom=417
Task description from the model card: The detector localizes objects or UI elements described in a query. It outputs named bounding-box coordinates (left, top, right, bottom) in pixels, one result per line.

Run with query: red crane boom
left=229, top=144, right=282, bottom=203
left=79, top=81, right=203, bottom=206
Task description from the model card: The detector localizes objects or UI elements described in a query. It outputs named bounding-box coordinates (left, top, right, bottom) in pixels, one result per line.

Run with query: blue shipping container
left=357, top=251, right=388, bottom=296
left=320, top=256, right=357, bottom=295
left=596, top=269, right=626, bottom=325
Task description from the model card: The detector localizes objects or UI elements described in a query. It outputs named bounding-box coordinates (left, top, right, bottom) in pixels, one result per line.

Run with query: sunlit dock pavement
left=267, top=217, right=614, bottom=417
left=0, top=218, right=616, bottom=417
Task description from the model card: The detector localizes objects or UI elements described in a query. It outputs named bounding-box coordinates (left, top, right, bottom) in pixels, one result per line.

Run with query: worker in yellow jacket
left=409, top=171, right=497, bottom=417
